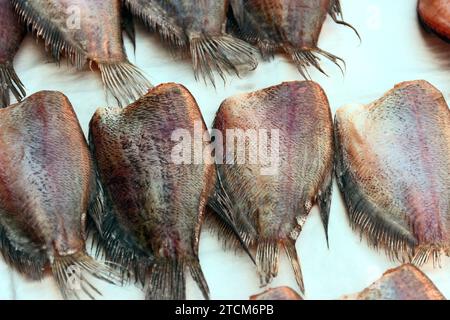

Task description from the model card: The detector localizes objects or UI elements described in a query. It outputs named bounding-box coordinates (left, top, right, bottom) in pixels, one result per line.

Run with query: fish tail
left=52, top=251, right=122, bottom=300
left=98, top=61, right=152, bottom=107
left=283, top=240, right=305, bottom=295
left=285, top=46, right=345, bottom=79
left=328, top=0, right=361, bottom=41
left=190, top=34, right=258, bottom=86
left=146, top=257, right=210, bottom=300
left=256, top=239, right=280, bottom=287
left=318, top=170, right=334, bottom=248
left=0, top=62, right=26, bottom=108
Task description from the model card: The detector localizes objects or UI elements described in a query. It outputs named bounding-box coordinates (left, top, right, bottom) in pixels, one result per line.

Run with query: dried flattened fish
left=0, top=91, right=118, bottom=299
left=229, top=0, right=359, bottom=78
left=250, top=286, right=302, bottom=300
left=0, top=0, right=26, bottom=108
left=418, top=0, right=450, bottom=42
left=335, top=80, right=450, bottom=265
left=341, top=264, right=445, bottom=300
left=11, top=0, right=151, bottom=106
left=124, top=0, right=258, bottom=84
left=209, top=81, right=335, bottom=294
left=89, top=83, right=214, bottom=300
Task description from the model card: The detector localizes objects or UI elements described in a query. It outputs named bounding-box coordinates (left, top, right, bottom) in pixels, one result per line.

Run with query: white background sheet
left=0, top=0, right=449, bottom=300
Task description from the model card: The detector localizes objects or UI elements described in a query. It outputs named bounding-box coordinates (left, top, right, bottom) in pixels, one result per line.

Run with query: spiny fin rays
left=0, top=63, right=26, bottom=108
left=329, top=0, right=361, bottom=42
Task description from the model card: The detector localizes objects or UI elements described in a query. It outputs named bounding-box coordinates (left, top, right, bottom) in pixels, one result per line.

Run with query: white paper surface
left=0, top=0, right=449, bottom=300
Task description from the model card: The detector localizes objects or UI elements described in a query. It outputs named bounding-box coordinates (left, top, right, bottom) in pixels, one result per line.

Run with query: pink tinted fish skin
left=418, top=0, right=450, bottom=41
left=250, top=286, right=303, bottom=300
left=335, top=80, right=450, bottom=264
left=0, top=0, right=26, bottom=107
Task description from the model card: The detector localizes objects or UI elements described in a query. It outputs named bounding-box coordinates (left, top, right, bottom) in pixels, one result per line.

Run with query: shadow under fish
left=0, top=0, right=26, bottom=108
left=335, top=80, right=450, bottom=265
left=228, top=0, right=360, bottom=78
left=89, top=83, right=215, bottom=300
left=208, top=81, right=335, bottom=294
left=0, top=91, right=119, bottom=299
left=124, top=0, right=258, bottom=85
left=11, top=0, right=151, bottom=106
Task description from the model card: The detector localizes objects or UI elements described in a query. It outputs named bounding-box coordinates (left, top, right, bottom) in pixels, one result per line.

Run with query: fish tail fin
left=98, top=61, right=152, bottom=107
left=146, top=257, right=210, bottom=300
left=256, top=239, right=280, bottom=287
left=0, top=63, right=26, bottom=108
left=318, top=171, right=334, bottom=249
left=286, top=46, right=345, bottom=79
left=329, top=0, right=361, bottom=42
left=283, top=240, right=305, bottom=294
left=52, top=252, right=121, bottom=300
left=412, top=245, right=446, bottom=267
left=190, top=35, right=258, bottom=86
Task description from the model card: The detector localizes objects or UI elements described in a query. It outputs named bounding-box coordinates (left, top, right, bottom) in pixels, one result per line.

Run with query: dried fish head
left=0, top=91, right=119, bottom=299
left=335, top=80, right=450, bottom=264
left=0, top=0, right=26, bottom=108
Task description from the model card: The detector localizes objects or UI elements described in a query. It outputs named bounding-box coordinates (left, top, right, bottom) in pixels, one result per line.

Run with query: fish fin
left=412, top=245, right=447, bottom=267
left=284, top=240, right=305, bottom=294
left=285, top=46, right=345, bottom=79
left=124, top=0, right=186, bottom=48
left=328, top=0, right=361, bottom=42
left=52, top=252, right=122, bottom=300
left=190, top=34, right=258, bottom=86
left=256, top=239, right=280, bottom=287
left=334, top=117, right=417, bottom=260
left=98, top=61, right=152, bottom=107
left=207, top=171, right=256, bottom=263
left=122, top=4, right=136, bottom=52
left=0, top=224, right=46, bottom=279
left=11, top=0, right=87, bottom=68
left=318, top=169, right=334, bottom=248
left=146, top=257, right=209, bottom=300
left=0, top=62, right=26, bottom=108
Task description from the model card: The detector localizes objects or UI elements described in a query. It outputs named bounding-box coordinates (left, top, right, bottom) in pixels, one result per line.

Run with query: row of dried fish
left=0, top=80, right=448, bottom=299
left=251, top=264, right=446, bottom=300
left=0, top=0, right=360, bottom=109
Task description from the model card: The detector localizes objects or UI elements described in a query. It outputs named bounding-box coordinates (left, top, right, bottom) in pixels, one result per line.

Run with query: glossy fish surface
left=341, top=264, right=445, bottom=300
left=229, top=0, right=358, bottom=77
left=0, top=91, right=117, bottom=299
left=124, top=0, right=257, bottom=84
left=250, top=286, right=302, bottom=300
left=90, top=83, right=214, bottom=300
left=418, top=0, right=450, bottom=41
left=11, top=0, right=151, bottom=106
left=0, top=0, right=26, bottom=108
left=335, top=80, right=450, bottom=264
left=210, top=81, right=335, bottom=294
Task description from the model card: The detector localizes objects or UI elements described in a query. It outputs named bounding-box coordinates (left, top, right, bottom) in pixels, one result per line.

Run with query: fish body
left=229, top=0, right=358, bottom=77
left=0, top=0, right=26, bottom=108
left=210, top=81, right=335, bottom=293
left=90, top=83, right=214, bottom=300
left=250, top=286, right=302, bottom=300
left=11, top=0, right=150, bottom=105
left=124, top=0, right=257, bottom=84
left=418, top=0, right=450, bottom=42
left=341, top=264, right=445, bottom=300
left=0, top=91, right=116, bottom=299
left=335, top=80, right=450, bottom=264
